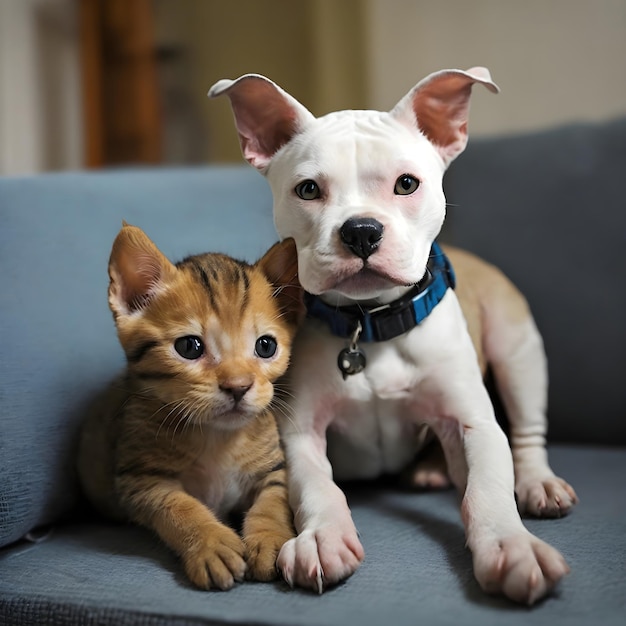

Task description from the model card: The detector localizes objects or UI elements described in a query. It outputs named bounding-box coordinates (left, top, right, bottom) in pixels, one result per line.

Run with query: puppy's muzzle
left=339, top=217, right=384, bottom=260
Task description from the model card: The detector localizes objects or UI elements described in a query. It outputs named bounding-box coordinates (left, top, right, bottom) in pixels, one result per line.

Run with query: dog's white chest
left=293, top=328, right=432, bottom=481
left=290, top=294, right=471, bottom=481
left=325, top=343, right=424, bottom=479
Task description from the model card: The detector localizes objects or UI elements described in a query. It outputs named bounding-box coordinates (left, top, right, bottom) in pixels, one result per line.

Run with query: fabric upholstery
left=0, top=166, right=276, bottom=547
left=1, top=120, right=625, bottom=625
left=443, top=118, right=626, bottom=444
left=1, top=447, right=625, bottom=626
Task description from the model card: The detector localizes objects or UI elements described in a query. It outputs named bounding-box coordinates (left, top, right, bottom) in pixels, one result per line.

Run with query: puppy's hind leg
left=483, top=279, right=578, bottom=517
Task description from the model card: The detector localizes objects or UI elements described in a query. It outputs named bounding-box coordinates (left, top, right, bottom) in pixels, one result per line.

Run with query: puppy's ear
left=391, top=67, right=499, bottom=166
left=108, top=223, right=176, bottom=318
left=208, top=74, right=315, bottom=171
left=257, top=238, right=305, bottom=327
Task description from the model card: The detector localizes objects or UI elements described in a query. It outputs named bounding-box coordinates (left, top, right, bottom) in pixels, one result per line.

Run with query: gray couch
left=1, top=119, right=625, bottom=625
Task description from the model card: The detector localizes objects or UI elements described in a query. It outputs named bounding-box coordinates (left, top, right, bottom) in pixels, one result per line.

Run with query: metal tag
left=337, top=320, right=366, bottom=380
left=337, top=346, right=366, bottom=379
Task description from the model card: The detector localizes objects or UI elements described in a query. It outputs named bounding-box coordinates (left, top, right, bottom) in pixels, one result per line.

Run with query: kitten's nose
left=340, top=217, right=384, bottom=260
left=220, top=380, right=253, bottom=403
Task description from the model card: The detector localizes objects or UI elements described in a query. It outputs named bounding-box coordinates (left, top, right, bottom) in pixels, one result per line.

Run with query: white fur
left=209, top=68, right=570, bottom=604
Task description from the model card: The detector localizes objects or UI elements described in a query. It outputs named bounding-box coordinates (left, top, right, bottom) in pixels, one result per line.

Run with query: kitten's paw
left=277, top=527, right=364, bottom=593
left=183, top=526, right=247, bottom=590
left=516, top=476, right=578, bottom=518
left=473, top=532, right=569, bottom=604
left=245, top=529, right=294, bottom=581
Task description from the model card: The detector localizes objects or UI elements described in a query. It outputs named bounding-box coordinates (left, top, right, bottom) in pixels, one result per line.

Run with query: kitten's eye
left=295, top=179, right=321, bottom=200
left=394, top=174, right=420, bottom=195
left=255, top=335, right=278, bottom=359
left=174, top=336, right=204, bottom=360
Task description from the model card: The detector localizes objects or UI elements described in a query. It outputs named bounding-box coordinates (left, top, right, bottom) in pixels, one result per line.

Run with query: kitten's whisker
left=182, top=404, right=201, bottom=437
left=273, top=384, right=296, bottom=400
left=171, top=400, right=196, bottom=441
left=155, top=398, right=188, bottom=439
left=269, top=396, right=301, bottom=434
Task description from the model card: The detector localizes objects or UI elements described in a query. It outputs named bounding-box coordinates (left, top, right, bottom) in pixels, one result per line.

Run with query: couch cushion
left=0, top=166, right=276, bottom=547
left=443, top=118, right=626, bottom=445
left=1, top=446, right=625, bottom=626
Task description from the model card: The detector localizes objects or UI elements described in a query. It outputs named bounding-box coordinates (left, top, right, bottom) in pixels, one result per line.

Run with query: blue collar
left=304, top=241, right=455, bottom=342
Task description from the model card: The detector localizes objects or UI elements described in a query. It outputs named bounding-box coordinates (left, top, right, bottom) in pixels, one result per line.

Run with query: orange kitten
left=78, top=224, right=303, bottom=590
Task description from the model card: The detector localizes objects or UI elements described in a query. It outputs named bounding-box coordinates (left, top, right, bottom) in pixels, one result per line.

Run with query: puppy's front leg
left=276, top=430, right=364, bottom=593
left=426, top=374, right=569, bottom=604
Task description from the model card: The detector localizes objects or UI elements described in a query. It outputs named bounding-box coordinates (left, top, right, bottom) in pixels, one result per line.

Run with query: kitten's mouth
left=218, top=415, right=251, bottom=428
left=189, top=390, right=268, bottom=430
left=208, top=404, right=258, bottom=430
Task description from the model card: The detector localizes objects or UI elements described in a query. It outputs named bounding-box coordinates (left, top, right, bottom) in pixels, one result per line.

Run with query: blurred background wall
left=1, top=0, right=625, bottom=175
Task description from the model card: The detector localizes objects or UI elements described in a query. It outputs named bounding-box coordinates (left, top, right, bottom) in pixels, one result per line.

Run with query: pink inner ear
left=397, top=69, right=498, bottom=165
left=419, top=102, right=466, bottom=148
left=413, top=78, right=475, bottom=161
left=237, top=107, right=299, bottom=170
left=110, top=245, right=165, bottom=314
left=124, top=259, right=162, bottom=311
left=218, top=76, right=314, bottom=171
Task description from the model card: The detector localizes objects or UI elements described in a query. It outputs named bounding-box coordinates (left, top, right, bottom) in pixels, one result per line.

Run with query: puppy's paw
left=473, top=532, right=569, bottom=604
left=402, top=439, right=452, bottom=491
left=516, top=476, right=578, bottom=518
left=277, top=527, right=364, bottom=593
left=245, top=529, right=295, bottom=582
left=407, top=462, right=452, bottom=490
left=183, top=525, right=247, bottom=590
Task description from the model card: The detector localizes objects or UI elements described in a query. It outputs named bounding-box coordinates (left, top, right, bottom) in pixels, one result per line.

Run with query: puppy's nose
left=219, top=380, right=253, bottom=403
left=340, top=217, right=384, bottom=260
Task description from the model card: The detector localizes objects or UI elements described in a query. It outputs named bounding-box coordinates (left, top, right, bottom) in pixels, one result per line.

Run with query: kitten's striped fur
left=78, top=224, right=303, bottom=590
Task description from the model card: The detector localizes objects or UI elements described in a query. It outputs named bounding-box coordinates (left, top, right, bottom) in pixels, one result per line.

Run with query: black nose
left=339, top=217, right=384, bottom=260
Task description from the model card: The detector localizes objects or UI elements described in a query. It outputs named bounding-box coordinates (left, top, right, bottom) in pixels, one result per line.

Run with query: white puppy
left=209, top=68, right=577, bottom=604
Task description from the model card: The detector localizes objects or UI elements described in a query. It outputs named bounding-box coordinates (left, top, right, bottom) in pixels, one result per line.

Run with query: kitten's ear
left=108, top=223, right=176, bottom=317
left=258, top=238, right=305, bottom=326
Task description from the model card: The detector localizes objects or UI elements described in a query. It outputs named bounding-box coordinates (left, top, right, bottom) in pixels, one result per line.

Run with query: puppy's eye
left=255, top=335, right=278, bottom=359
left=394, top=174, right=420, bottom=195
left=174, top=336, right=204, bottom=360
left=295, top=179, right=321, bottom=200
